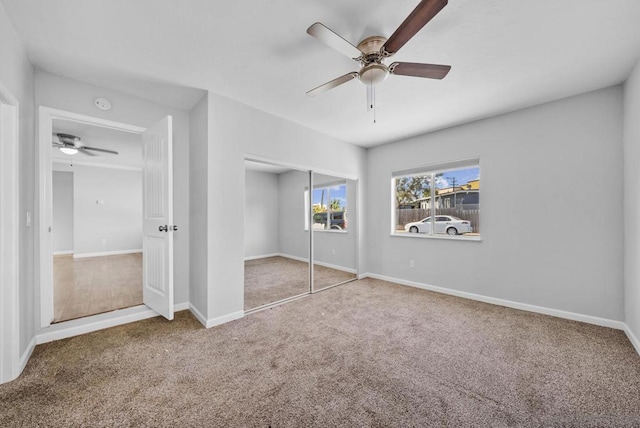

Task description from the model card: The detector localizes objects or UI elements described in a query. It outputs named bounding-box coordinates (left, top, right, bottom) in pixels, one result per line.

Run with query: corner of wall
left=623, top=58, right=640, bottom=344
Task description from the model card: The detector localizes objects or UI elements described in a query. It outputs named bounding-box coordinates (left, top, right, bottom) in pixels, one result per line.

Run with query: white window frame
left=391, top=158, right=481, bottom=241
left=309, top=180, right=348, bottom=233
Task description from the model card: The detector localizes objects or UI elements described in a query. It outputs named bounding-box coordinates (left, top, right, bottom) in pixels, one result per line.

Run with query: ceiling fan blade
left=383, top=0, right=448, bottom=55
left=78, top=148, right=97, bottom=157
left=307, top=72, right=358, bottom=97
left=81, top=146, right=119, bottom=155
left=52, top=140, right=63, bottom=146
left=307, top=22, right=362, bottom=59
left=389, top=62, right=451, bottom=79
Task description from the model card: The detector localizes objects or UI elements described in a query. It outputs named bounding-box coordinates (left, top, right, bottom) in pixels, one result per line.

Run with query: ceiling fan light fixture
left=358, top=64, right=389, bottom=86
left=59, top=147, right=78, bottom=155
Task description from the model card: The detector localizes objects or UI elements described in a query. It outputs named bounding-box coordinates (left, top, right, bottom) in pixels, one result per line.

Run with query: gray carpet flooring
left=244, top=256, right=356, bottom=310
left=2, top=278, right=639, bottom=427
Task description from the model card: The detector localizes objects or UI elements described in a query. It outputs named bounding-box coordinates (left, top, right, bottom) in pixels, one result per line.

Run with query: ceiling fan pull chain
left=373, top=85, right=376, bottom=124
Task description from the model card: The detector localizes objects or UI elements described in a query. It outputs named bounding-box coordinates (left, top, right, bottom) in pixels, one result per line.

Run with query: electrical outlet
left=409, top=260, right=415, bottom=268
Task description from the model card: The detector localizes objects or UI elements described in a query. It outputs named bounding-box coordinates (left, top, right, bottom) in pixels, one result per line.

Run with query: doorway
left=39, top=107, right=175, bottom=330
left=51, top=119, right=144, bottom=322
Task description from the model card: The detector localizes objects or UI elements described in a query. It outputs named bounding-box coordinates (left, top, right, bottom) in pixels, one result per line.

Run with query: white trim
left=53, top=159, right=142, bottom=172
left=73, top=249, right=142, bottom=259
left=244, top=153, right=358, bottom=181
left=363, top=273, right=627, bottom=331
left=392, top=157, right=481, bottom=179
left=311, top=260, right=356, bottom=274
left=190, top=304, right=244, bottom=329
left=39, top=106, right=146, bottom=329
left=244, top=253, right=280, bottom=261
left=624, top=324, right=640, bottom=356
left=188, top=304, right=208, bottom=327
left=278, top=253, right=308, bottom=263
left=391, top=232, right=482, bottom=242
left=19, top=337, right=36, bottom=374
left=36, top=302, right=187, bottom=344
left=276, top=253, right=355, bottom=274
left=204, top=311, right=244, bottom=329
left=174, top=302, right=190, bottom=312
left=53, top=250, right=74, bottom=256
left=0, top=83, right=20, bottom=385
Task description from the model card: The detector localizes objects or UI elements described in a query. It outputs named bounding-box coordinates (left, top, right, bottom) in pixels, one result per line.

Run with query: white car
left=404, top=215, right=472, bottom=235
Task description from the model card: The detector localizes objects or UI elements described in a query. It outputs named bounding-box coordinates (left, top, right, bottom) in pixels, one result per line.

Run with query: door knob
left=159, top=225, right=168, bottom=232
left=171, top=225, right=179, bottom=231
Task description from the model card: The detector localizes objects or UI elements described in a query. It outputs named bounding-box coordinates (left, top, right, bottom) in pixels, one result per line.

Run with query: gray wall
left=0, top=2, right=36, bottom=356
left=624, top=59, right=640, bottom=340
left=196, top=92, right=366, bottom=321
left=277, top=169, right=310, bottom=261
left=245, top=169, right=280, bottom=258
left=189, top=93, right=208, bottom=318
left=35, top=70, right=191, bottom=318
left=71, top=166, right=142, bottom=256
left=366, top=86, right=624, bottom=321
left=52, top=171, right=73, bottom=253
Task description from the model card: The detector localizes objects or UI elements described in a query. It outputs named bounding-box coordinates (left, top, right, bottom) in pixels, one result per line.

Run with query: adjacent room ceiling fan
left=306, top=0, right=451, bottom=107
left=52, top=133, right=119, bottom=156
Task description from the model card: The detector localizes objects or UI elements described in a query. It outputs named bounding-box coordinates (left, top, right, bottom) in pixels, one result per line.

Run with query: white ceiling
left=4, top=0, right=640, bottom=147
left=52, top=119, right=141, bottom=169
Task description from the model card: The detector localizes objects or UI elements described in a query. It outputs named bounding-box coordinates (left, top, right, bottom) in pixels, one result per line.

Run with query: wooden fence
left=396, top=207, right=480, bottom=233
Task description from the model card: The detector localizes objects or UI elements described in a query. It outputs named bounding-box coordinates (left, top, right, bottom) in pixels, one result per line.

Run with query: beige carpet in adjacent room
left=2, top=278, right=639, bottom=427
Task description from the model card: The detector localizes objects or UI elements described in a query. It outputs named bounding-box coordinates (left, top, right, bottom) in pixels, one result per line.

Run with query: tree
left=330, top=198, right=341, bottom=211
left=395, top=175, right=431, bottom=207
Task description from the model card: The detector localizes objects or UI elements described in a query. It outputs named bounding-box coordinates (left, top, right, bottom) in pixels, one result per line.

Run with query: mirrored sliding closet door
left=244, top=160, right=311, bottom=311
left=311, top=173, right=358, bottom=292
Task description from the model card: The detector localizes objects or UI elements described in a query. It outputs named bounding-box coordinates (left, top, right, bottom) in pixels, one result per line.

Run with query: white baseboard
left=278, top=253, right=308, bottom=263
left=189, top=304, right=208, bottom=327
left=206, top=311, right=244, bottom=329
left=18, top=337, right=36, bottom=375
left=277, top=253, right=356, bottom=274
left=36, top=302, right=187, bottom=344
left=312, top=260, right=356, bottom=274
left=174, top=302, right=190, bottom=312
left=189, top=304, right=244, bottom=329
left=624, top=324, right=640, bottom=356
left=244, top=253, right=279, bottom=261
left=363, top=273, right=627, bottom=331
left=53, top=250, right=73, bottom=256
left=73, top=249, right=142, bottom=259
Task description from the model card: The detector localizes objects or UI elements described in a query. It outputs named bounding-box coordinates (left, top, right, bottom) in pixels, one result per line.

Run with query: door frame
left=37, top=106, right=145, bottom=328
left=0, top=81, right=20, bottom=384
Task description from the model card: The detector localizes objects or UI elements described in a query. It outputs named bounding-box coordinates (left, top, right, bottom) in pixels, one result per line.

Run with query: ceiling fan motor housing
left=359, top=64, right=389, bottom=86
left=357, top=36, right=389, bottom=86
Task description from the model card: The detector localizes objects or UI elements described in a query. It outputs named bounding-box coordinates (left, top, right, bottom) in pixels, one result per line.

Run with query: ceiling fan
left=52, top=133, right=119, bottom=156
left=306, top=0, right=451, bottom=106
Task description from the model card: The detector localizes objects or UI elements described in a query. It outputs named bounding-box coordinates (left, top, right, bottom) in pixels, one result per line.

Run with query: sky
left=434, top=166, right=480, bottom=189
left=313, top=184, right=347, bottom=210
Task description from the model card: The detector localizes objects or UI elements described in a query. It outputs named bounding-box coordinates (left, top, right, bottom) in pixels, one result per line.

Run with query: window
left=311, top=181, right=348, bottom=231
left=392, top=159, right=480, bottom=238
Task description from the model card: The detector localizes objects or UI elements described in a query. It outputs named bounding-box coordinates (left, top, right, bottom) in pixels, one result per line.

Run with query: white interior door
left=142, top=116, right=174, bottom=320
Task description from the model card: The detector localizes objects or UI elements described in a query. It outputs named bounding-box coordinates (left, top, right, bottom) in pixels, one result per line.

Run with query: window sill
left=306, top=229, right=348, bottom=234
left=391, top=232, right=482, bottom=242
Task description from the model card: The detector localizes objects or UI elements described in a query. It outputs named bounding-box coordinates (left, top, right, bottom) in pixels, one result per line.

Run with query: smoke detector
left=94, top=97, right=112, bottom=111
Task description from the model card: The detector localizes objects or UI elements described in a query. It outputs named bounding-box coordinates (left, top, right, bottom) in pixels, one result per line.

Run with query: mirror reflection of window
left=312, top=173, right=357, bottom=292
